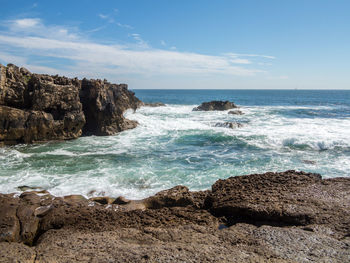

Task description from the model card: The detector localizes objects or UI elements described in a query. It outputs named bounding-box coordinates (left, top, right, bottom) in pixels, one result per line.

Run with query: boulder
left=193, top=101, right=237, bottom=111
left=144, top=186, right=194, bottom=209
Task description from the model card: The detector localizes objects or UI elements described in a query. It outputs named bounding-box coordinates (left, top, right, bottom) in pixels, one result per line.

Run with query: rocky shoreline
left=1, top=170, right=349, bottom=262
left=0, top=64, right=141, bottom=145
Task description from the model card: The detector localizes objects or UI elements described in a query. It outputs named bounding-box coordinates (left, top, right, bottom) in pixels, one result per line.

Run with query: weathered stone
left=144, top=186, right=194, bottom=209
left=193, top=101, right=237, bottom=111
left=206, top=170, right=350, bottom=235
left=0, top=63, right=142, bottom=145
left=0, top=194, right=20, bottom=242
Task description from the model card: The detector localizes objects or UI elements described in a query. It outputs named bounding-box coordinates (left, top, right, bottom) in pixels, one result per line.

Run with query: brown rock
left=193, top=101, right=237, bottom=111
left=0, top=63, right=142, bottom=145
left=0, top=194, right=20, bottom=242
left=206, top=170, right=350, bottom=234
left=144, top=186, right=194, bottom=209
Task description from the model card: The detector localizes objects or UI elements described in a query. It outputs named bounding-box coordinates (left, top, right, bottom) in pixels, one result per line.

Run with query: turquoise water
left=1, top=90, right=350, bottom=199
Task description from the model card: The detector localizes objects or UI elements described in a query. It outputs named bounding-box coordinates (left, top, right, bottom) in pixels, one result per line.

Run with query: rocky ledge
left=0, top=64, right=142, bottom=145
left=1, top=170, right=349, bottom=262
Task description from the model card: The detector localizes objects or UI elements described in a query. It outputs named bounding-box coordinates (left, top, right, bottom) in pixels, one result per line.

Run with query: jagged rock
left=142, top=102, right=166, bottom=107
left=214, top=122, right=243, bottom=129
left=228, top=110, right=244, bottom=115
left=0, top=64, right=85, bottom=145
left=0, top=63, right=142, bottom=145
left=80, top=79, right=141, bottom=136
left=193, top=101, right=237, bottom=111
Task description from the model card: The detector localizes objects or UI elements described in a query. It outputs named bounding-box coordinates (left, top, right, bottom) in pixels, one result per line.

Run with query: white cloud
left=0, top=18, right=274, bottom=80
left=12, top=18, right=40, bottom=28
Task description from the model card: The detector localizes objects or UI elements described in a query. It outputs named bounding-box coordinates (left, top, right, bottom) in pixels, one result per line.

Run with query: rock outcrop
left=80, top=79, right=140, bottom=136
left=0, top=64, right=141, bottom=145
left=193, top=100, right=237, bottom=111
left=1, top=170, right=349, bottom=262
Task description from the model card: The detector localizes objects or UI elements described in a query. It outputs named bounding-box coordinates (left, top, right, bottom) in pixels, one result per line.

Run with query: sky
left=0, top=0, right=349, bottom=89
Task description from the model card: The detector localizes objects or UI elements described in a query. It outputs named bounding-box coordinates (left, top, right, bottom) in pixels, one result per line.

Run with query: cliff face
left=0, top=64, right=141, bottom=145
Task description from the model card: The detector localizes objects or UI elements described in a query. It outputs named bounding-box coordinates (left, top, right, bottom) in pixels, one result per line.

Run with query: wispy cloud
left=98, top=12, right=133, bottom=29
left=0, top=18, right=274, bottom=80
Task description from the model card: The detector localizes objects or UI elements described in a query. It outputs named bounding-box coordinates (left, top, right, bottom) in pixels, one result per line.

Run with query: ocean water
left=1, top=89, right=350, bottom=199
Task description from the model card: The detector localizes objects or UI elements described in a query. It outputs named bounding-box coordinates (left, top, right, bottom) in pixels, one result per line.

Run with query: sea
left=1, top=89, right=350, bottom=199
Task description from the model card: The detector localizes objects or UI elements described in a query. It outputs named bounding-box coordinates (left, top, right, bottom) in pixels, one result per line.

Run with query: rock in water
left=228, top=110, right=244, bottom=115
left=142, top=102, right=166, bottom=107
left=0, top=63, right=142, bottom=145
left=214, top=122, right=243, bottom=129
left=79, top=79, right=141, bottom=136
left=192, top=100, right=237, bottom=111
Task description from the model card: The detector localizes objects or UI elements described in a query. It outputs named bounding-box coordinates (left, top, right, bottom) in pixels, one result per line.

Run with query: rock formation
left=193, top=100, right=237, bottom=111
left=0, top=64, right=141, bottom=145
left=1, top=170, right=349, bottom=262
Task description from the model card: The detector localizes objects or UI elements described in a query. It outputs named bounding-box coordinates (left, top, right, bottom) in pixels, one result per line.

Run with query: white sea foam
left=0, top=103, right=349, bottom=199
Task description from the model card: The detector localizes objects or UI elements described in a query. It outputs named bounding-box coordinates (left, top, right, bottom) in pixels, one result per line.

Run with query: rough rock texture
left=0, top=64, right=85, bottom=145
left=0, top=63, right=141, bottom=145
left=80, top=79, right=141, bottom=136
left=1, top=170, right=349, bottom=262
left=193, top=100, right=237, bottom=111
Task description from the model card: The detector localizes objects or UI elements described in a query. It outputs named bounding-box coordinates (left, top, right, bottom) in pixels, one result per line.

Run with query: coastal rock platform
left=1, top=170, right=349, bottom=262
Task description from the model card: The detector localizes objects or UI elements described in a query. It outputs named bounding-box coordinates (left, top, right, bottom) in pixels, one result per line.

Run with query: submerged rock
left=214, top=122, right=243, bottom=129
left=193, top=100, right=237, bottom=111
left=228, top=110, right=244, bottom=115
left=142, top=102, right=166, bottom=107
left=0, top=63, right=142, bottom=145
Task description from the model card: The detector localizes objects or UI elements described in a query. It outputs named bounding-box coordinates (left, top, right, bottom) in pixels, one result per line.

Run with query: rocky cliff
left=0, top=64, right=141, bottom=145
left=0, top=170, right=349, bottom=262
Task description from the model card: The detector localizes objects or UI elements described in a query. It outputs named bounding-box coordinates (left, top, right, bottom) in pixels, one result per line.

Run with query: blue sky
left=0, top=0, right=349, bottom=89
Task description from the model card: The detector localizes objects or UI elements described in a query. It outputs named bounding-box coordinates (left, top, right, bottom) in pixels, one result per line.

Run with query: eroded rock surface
left=0, top=63, right=141, bottom=145
left=193, top=100, right=237, bottom=111
left=1, top=171, right=349, bottom=262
